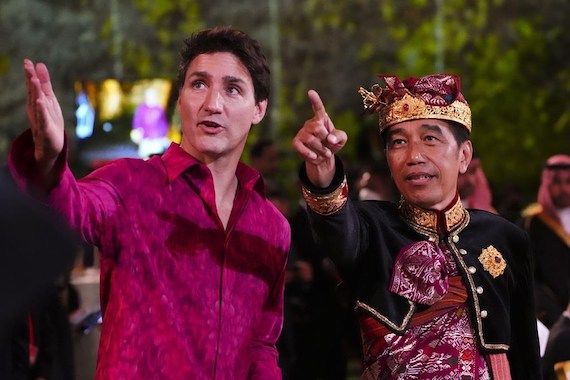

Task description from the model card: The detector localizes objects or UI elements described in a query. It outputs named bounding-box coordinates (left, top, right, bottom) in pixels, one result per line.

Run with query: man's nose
left=406, top=141, right=425, bottom=165
left=203, top=89, right=223, bottom=113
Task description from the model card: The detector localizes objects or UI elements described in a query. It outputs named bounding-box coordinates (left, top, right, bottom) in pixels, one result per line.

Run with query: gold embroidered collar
left=398, top=195, right=469, bottom=237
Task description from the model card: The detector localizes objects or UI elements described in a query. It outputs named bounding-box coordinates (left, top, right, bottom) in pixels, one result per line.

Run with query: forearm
left=9, top=129, right=118, bottom=245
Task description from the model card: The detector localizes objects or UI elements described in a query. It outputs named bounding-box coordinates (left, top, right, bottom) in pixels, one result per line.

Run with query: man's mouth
left=405, top=173, right=435, bottom=184
left=199, top=121, right=224, bottom=133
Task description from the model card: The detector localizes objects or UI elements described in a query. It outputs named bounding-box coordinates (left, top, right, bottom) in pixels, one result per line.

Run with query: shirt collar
left=160, top=143, right=265, bottom=195
left=398, top=193, right=469, bottom=237
left=161, top=143, right=200, bottom=181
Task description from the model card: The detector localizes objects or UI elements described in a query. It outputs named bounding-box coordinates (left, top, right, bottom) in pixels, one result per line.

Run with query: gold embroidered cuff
left=302, top=177, right=348, bottom=215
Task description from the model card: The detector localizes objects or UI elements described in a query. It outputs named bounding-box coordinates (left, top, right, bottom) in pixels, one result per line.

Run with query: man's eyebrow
left=187, top=71, right=210, bottom=79
left=420, top=123, right=444, bottom=134
left=224, top=76, right=246, bottom=85
left=186, top=73, right=246, bottom=86
left=386, top=127, right=404, bottom=139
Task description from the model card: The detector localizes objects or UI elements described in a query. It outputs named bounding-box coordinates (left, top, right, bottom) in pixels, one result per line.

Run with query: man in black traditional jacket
left=292, top=74, right=541, bottom=379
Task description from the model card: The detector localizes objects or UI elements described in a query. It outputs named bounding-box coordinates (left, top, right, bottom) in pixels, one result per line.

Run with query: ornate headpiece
left=358, top=74, right=472, bottom=132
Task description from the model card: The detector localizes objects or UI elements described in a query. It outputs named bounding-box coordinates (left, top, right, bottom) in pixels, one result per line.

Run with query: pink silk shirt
left=9, top=130, right=290, bottom=380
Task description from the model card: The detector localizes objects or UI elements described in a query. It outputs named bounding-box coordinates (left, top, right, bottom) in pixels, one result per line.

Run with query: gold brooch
left=478, top=245, right=506, bottom=278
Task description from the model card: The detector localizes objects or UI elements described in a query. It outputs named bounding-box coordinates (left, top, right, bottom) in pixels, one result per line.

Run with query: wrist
left=301, top=176, right=348, bottom=216
left=34, top=148, right=59, bottom=165
left=33, top=150, right=61, bottom=190
left=305, top=157, right=336, bottom=188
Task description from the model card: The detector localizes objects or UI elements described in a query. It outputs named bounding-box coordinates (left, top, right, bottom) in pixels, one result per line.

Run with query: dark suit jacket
left=542, top=313, right=570, bottom=380
left=0, top=167, right=77, bottom=335
left=523, top=210, right=570, bottom=328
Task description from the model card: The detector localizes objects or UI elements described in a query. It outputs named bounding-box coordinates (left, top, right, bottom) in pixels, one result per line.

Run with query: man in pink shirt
left=10, top=27, right=290, bottom=379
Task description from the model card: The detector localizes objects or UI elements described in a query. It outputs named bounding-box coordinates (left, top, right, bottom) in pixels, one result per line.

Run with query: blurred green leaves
left=0, top=0, right=568, bottom=205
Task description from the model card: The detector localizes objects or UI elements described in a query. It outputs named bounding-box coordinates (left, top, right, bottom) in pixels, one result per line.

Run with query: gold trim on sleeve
left=302, top=177, right=349, bottom=216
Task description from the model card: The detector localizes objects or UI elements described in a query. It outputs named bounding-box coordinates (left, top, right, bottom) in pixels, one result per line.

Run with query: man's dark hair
left=250, top=138, right=275, bottom=159
left=448, top=121, right=470, bottom=146
left=380, top=120, right=470, bottom=149
left=175, top=26, right=270, bottom=104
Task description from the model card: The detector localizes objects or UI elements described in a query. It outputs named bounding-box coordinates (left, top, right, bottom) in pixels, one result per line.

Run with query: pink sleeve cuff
left=8, top=129, right=68, bottom=196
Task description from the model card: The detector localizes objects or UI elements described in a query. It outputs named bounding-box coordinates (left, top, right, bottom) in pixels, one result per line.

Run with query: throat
left=214, top=177, right=239, bottom=229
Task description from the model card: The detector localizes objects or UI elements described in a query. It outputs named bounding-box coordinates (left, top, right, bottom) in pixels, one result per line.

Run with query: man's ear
left=458, top=140, right=473, bottom=174
left=252, top=99, right=268, bottom=125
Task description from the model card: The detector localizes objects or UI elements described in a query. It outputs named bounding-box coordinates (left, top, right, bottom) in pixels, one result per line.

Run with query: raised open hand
left=24, top=59, right=64, bottom=165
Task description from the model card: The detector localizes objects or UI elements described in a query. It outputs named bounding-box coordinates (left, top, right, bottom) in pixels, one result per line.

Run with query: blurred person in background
left=458, top=155, right=497, bottom=213
left=542, top=297, right=570, bottom=380
left=0, top=167, right=78, bottom=380
left=250, top=138, right=280, bottom=180
left=9, top=26, right=289, bottom=379
left=522, top=154, right=570, bottom=328
left=355, top=161, right=398, bottom=202
left=281, top=190, right=351, bottom=380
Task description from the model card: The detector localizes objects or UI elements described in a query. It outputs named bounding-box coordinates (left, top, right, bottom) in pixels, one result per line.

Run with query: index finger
left=308, top=89, right=327, bottom=119
left=24, top=59, right=36, bottom=87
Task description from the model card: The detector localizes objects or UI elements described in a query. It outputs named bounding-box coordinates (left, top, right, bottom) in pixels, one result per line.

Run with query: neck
left=179, top=142, right=242, bottom=229
left=209, top=161, right=238, bottom=194
left=179, top=139, right=242, bottom=186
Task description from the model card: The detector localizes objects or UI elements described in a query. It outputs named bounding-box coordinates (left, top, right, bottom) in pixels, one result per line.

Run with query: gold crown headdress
left=358, top=74, right=472, bottom=132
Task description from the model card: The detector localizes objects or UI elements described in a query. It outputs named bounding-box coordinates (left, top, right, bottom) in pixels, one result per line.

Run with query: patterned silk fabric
left=389, top=241, right=449, bottom=306
left=9, top=131, right=290, bottom=380
left=361, top=243, right=490, bottom=379
left=364, top=74, right=467, bottom=112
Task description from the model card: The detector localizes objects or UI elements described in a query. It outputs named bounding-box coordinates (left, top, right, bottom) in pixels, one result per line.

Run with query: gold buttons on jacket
left=476, top=286, right=484, bottom=294
left=459, top=248, right=467, bottom=255
left=468, top=266, right=477, bottom=274
left=480, top=310, right=488, bottom=318
left=452, top=235, right=459, bottom=243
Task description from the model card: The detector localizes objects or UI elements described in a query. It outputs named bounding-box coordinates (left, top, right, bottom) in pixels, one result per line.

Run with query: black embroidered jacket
left=300, top=161, right=541, bottom=379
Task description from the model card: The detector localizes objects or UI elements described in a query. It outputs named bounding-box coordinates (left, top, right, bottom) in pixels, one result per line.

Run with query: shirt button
left=468, top=266, right=477, bottom=274
left=452, top=235, right=459, bottom=243
left=476, top=286, right=484, bottom=294
left=459, top=249, right=467, bottom=255
left=481, top=310, right=488, bottom=318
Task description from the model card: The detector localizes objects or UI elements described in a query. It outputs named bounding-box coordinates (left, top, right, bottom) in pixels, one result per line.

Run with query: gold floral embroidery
left=399, top=197, right=468, bottom=235
left=358, top=91, right=472, bottom=132
left=478, top=246, right=506, bottom=278
left=302, top=177, right=348, bottom=216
